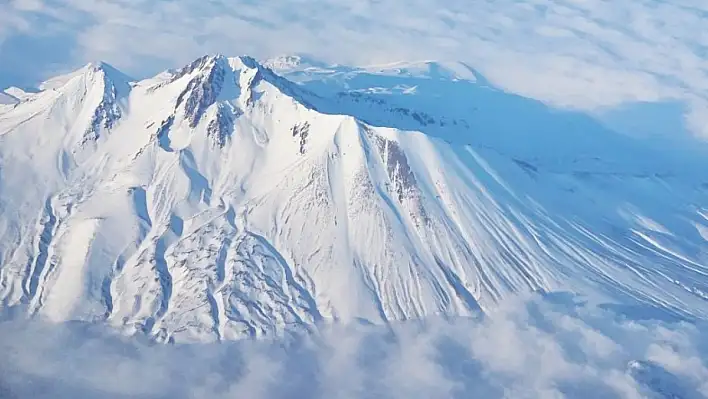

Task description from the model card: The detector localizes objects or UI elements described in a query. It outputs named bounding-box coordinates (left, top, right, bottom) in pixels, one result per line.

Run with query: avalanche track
left=0, top=54, right=707, bottom=343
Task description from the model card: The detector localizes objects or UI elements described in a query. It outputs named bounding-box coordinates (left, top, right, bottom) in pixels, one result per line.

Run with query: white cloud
left=1, top=0, right=708, bottom=130
left=1, top=295, right=707, bottom=398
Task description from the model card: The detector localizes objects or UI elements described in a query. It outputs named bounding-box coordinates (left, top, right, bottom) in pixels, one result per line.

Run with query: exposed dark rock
left=175, top=58, right=226, bottom=128
left=291, top=122, right=311, bottom=154
left=207, top=105, right=236, bottom=148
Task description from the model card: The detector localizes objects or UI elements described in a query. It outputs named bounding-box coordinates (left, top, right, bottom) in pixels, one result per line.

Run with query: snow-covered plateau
left=1, top=53, right=707, bottom=352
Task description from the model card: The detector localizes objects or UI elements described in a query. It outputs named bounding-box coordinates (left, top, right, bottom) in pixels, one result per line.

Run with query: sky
left=2, top=0, right=708, bottom=138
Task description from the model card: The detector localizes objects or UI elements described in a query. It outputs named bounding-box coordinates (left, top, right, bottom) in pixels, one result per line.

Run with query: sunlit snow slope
left=1, top=55, right=707, bottom=343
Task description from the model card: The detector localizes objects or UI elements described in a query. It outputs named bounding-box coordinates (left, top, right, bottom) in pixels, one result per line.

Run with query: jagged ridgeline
left=0, top=55, right=707, bottom=343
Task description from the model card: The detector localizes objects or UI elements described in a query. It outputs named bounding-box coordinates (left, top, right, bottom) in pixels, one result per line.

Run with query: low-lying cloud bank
left=1, top=294, right=707, bottom=399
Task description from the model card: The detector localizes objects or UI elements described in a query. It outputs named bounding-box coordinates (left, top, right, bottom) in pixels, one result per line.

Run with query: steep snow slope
left=0, top=92, right=18, bottom=105
left=0, top=90, right=19, bottom=108
left=1, top=54, right=707, bottom=343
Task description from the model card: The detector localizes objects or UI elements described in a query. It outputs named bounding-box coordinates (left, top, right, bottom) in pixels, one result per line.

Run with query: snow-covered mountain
left=0, top=91, right=18, bottom=105
left=1, top=54, right=707, bottom=343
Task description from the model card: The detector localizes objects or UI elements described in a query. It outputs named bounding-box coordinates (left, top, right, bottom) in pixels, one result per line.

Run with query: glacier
left=0, top=54, right=707, bottom=347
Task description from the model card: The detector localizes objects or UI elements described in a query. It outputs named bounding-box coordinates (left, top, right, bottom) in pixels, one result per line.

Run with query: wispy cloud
left=2, top=1, right=708, bottom=120
left=1, top=295, right=707, bottom=398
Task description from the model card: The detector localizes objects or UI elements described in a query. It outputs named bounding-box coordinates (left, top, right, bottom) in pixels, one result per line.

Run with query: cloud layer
left=1, top=295, right=707, bottom=399
left=2, top=0, right=708, bottom=125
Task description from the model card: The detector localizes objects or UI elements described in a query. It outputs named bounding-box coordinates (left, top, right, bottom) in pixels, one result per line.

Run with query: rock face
left=0, top=54, right=707, bottom=343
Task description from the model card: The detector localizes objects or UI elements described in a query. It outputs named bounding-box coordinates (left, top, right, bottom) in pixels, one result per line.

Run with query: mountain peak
left=233, top=55, right=260, bottom=69
left=34, top=61, right=132, bottom=141
left=84, top=61, right=110, bottom=72
left=173, top=54, right=235, bottom=80
left=165, top=54, right=319, bottom=129
left=37, top=60, right=132, bottom=94
left=83, top=61, right=132, bottom=81
left=264, top=54, right=334, bottom=71
left=265, top=55, right=304, bottom=69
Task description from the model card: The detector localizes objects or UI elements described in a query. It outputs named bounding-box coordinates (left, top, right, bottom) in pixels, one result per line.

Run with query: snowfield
left=0, top=54, right=707, bottom=349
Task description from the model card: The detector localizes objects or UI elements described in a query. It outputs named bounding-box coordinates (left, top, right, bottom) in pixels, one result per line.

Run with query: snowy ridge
left=0, top=91, right=18, bottom=106
left=1, top=55, right=707, bottom=343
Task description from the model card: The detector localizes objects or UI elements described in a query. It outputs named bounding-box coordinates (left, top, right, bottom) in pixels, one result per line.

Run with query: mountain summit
left=0, top=55, right=707, bottom=343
